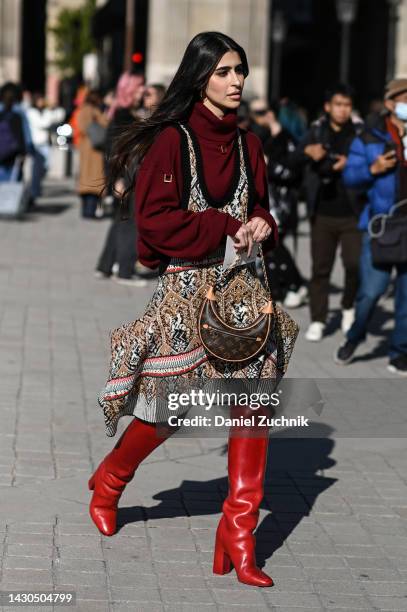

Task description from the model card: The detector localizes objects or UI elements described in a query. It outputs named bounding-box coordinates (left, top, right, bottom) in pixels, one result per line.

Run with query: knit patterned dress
left=98, top=123, right=299, bottom=436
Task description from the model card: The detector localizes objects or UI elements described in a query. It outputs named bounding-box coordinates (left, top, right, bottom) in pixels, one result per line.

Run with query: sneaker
left=341, top=308, right=355, bottom=334
left=387, top=355, right=407, bottom=376
left=114, top=276, right=148, bottom=287
left=334, top=340, right=358, bottom=365
left=94, top=270, right=110, bottom=279
left=305, top=321, right=326, bottom=342
left=283, top=286, right=308, bottom=309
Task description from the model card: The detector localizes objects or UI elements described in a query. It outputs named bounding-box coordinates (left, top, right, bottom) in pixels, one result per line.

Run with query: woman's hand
left=246, top=217, right=273, bottom=243
left=233, top=223, right=254, bottom=257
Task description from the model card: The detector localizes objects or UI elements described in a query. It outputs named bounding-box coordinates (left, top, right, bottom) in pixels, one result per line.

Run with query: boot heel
left=88, top=474, right=96, bottom=490
left=213, top=544, right=232, bottom=575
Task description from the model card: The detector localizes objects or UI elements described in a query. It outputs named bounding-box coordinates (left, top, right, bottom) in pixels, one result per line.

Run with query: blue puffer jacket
left=343, top=113, right=399, bottom=231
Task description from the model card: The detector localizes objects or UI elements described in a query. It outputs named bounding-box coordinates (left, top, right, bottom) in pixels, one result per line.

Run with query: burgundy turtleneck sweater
left=135, top=101, right=278, bottom=268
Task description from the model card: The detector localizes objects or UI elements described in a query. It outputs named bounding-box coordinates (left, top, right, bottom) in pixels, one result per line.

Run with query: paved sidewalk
left=0, top=179, right=407, bottom=611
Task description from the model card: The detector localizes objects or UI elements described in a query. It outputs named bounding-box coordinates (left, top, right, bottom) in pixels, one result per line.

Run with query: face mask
left=394, top=102, right=407, bottom=122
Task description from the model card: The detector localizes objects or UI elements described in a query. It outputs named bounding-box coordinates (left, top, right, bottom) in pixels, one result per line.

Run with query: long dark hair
left=108, top=31, right=249, bottom=201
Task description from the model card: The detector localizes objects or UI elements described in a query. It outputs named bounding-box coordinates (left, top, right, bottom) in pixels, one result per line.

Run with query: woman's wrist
left=224, top=215, right=243, bottom=238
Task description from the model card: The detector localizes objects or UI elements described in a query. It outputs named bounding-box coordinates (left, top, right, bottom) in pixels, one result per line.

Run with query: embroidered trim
left=172, top=123, right=192, bottom=211
left=140, top=345, right=208, bottom=376
left=102, top=375, right=137, bottom=401
left=164, top=247, right=225, bottom=273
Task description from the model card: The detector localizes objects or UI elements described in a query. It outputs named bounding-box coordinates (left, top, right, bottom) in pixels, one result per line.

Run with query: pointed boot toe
left=213, top=422, right=274, bottom=588
left=237, top=568, right=273, bottom=587
left=88, top=418, right=176, bottom=537
left=89, top=505, right=117, bottom=536
left=88, top=462, right=126, bottom=536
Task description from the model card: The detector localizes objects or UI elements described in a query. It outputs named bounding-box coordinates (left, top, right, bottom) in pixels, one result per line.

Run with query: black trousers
left=96, top=199, right=137, bottom=279
left=310, top=213, right=362, bottom=323
left=265, top=237, right=305, bottom=301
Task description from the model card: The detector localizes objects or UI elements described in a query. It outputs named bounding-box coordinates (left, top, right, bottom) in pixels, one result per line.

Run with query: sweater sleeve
left=245, top=132, right=279, bottom=252
left=135, top=127, right=242, bottom=266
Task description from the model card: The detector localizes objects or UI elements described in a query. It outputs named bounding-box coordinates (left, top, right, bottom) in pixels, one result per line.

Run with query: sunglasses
left=252, top=109, right=268, bottom=116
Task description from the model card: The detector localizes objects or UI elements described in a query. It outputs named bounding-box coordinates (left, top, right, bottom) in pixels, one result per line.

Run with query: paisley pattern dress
left=98, top=124, right=299, bottom=436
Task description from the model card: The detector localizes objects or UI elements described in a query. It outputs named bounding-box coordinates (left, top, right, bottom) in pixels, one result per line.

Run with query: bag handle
left=368, top=198, right=407, bottom=239
left=389, top=198, right=407, bottom=216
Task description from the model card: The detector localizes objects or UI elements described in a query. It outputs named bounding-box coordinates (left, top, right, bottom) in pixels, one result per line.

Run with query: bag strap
left=258, top=244, right=272, bottom=299
left=369, top=198, right=407, bottom=238
left=389, top=198, right=407, bottom=216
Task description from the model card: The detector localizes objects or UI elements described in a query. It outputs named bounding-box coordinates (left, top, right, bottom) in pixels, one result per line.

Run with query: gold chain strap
left=258, top=243, right=272, bottom=299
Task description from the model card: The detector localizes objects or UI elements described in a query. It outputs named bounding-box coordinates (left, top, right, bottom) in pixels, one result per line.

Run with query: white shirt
left=26, top=107, right=65, bottom=146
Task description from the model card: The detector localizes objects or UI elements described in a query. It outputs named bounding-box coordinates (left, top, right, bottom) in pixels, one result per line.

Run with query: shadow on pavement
left=351, top=339, right=389, bottom=363
left=26, top=203, right=73, bottom=216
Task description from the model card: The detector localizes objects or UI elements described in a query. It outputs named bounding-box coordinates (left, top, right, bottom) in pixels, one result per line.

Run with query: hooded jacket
left=343, top=112, right=403, bottom=231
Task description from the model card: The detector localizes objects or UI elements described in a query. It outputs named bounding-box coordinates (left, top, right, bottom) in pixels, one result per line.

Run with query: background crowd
left=1, top=67, right=406, bottom=376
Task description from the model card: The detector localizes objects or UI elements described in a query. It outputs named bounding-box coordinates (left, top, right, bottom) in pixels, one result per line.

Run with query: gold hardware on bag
left=205, top=286, right=217, bottom=301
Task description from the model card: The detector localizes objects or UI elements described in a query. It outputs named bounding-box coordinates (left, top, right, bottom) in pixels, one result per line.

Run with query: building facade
left=0, top=0, right=23, bottom=84
left=1, top=0, right=407, bottom=114
left=396, top=0, right=407, bottom=78
left=93, top=0, right=407, bottom=114
left=145, top=0, right=270, bottom=98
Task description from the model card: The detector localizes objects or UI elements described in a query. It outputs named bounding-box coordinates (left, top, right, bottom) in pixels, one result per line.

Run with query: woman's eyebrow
left=215, top=63, right=243, bottom=71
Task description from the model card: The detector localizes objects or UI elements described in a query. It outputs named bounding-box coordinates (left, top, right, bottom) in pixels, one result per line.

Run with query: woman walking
left=91, top=32, right=298, bottom=587
left=77, top=90, right=109, bottom=218
left=27, top=93, right=65, bottom=206
left=95, top=72, right=147, bottom=284
left=0, top=82, right=26, bottom=182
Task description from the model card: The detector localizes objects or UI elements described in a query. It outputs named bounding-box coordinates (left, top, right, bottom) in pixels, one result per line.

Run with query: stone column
left=395, top=0, right=407, bottom=77
left=0, top=0, right=22, bottom=83
left=146, top=0, right=270, bottom=98
left=45, top=0, right=86, bottom=104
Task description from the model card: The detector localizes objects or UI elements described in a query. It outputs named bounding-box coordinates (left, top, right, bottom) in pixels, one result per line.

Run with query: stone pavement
left=0, top=178, right=407, bottom=612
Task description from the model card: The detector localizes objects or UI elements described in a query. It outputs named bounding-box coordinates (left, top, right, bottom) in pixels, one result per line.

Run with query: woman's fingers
left=257, top=227, right=271, bottom=242
left=247, top=233, right=254, bottom=257
left=233, top=224, right=252, bottom=248
left=251, top=220, right=272, bottom=243
left=233, top=221, right=272, bottom=254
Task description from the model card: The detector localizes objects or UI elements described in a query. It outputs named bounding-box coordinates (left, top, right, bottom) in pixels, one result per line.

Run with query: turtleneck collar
left=188, top=101, right=238, bottom=144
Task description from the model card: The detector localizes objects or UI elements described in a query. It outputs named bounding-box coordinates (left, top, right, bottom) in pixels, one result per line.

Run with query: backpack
left=0, top=113, right=19, bottom=163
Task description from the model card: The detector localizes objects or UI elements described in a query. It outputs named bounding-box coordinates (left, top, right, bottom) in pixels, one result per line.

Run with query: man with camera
left=335, top=79, right=407, bottom=375
left=297, top=85, right=363, bottom=342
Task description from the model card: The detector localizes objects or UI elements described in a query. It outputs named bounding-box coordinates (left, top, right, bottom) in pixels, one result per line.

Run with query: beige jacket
left=77, top=104, right=109, bottom=195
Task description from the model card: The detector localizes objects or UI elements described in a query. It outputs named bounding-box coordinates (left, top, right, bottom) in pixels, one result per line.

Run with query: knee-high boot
left=88, top=417, right=173, bottom=536
left=213, top=410, right=273, bottom=587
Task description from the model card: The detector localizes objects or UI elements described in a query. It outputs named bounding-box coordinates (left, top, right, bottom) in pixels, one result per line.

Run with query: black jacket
left=0, top=109, right=26, bottom=165
left=294, top=115, right=364, bottom=218
left=263, top=128, right=301, bottom=234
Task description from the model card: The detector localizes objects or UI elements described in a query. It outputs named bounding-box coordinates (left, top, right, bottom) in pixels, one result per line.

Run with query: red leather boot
left=213, top=409, right=273, bottom=587
left=88, top=418, right=173, bottom=536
